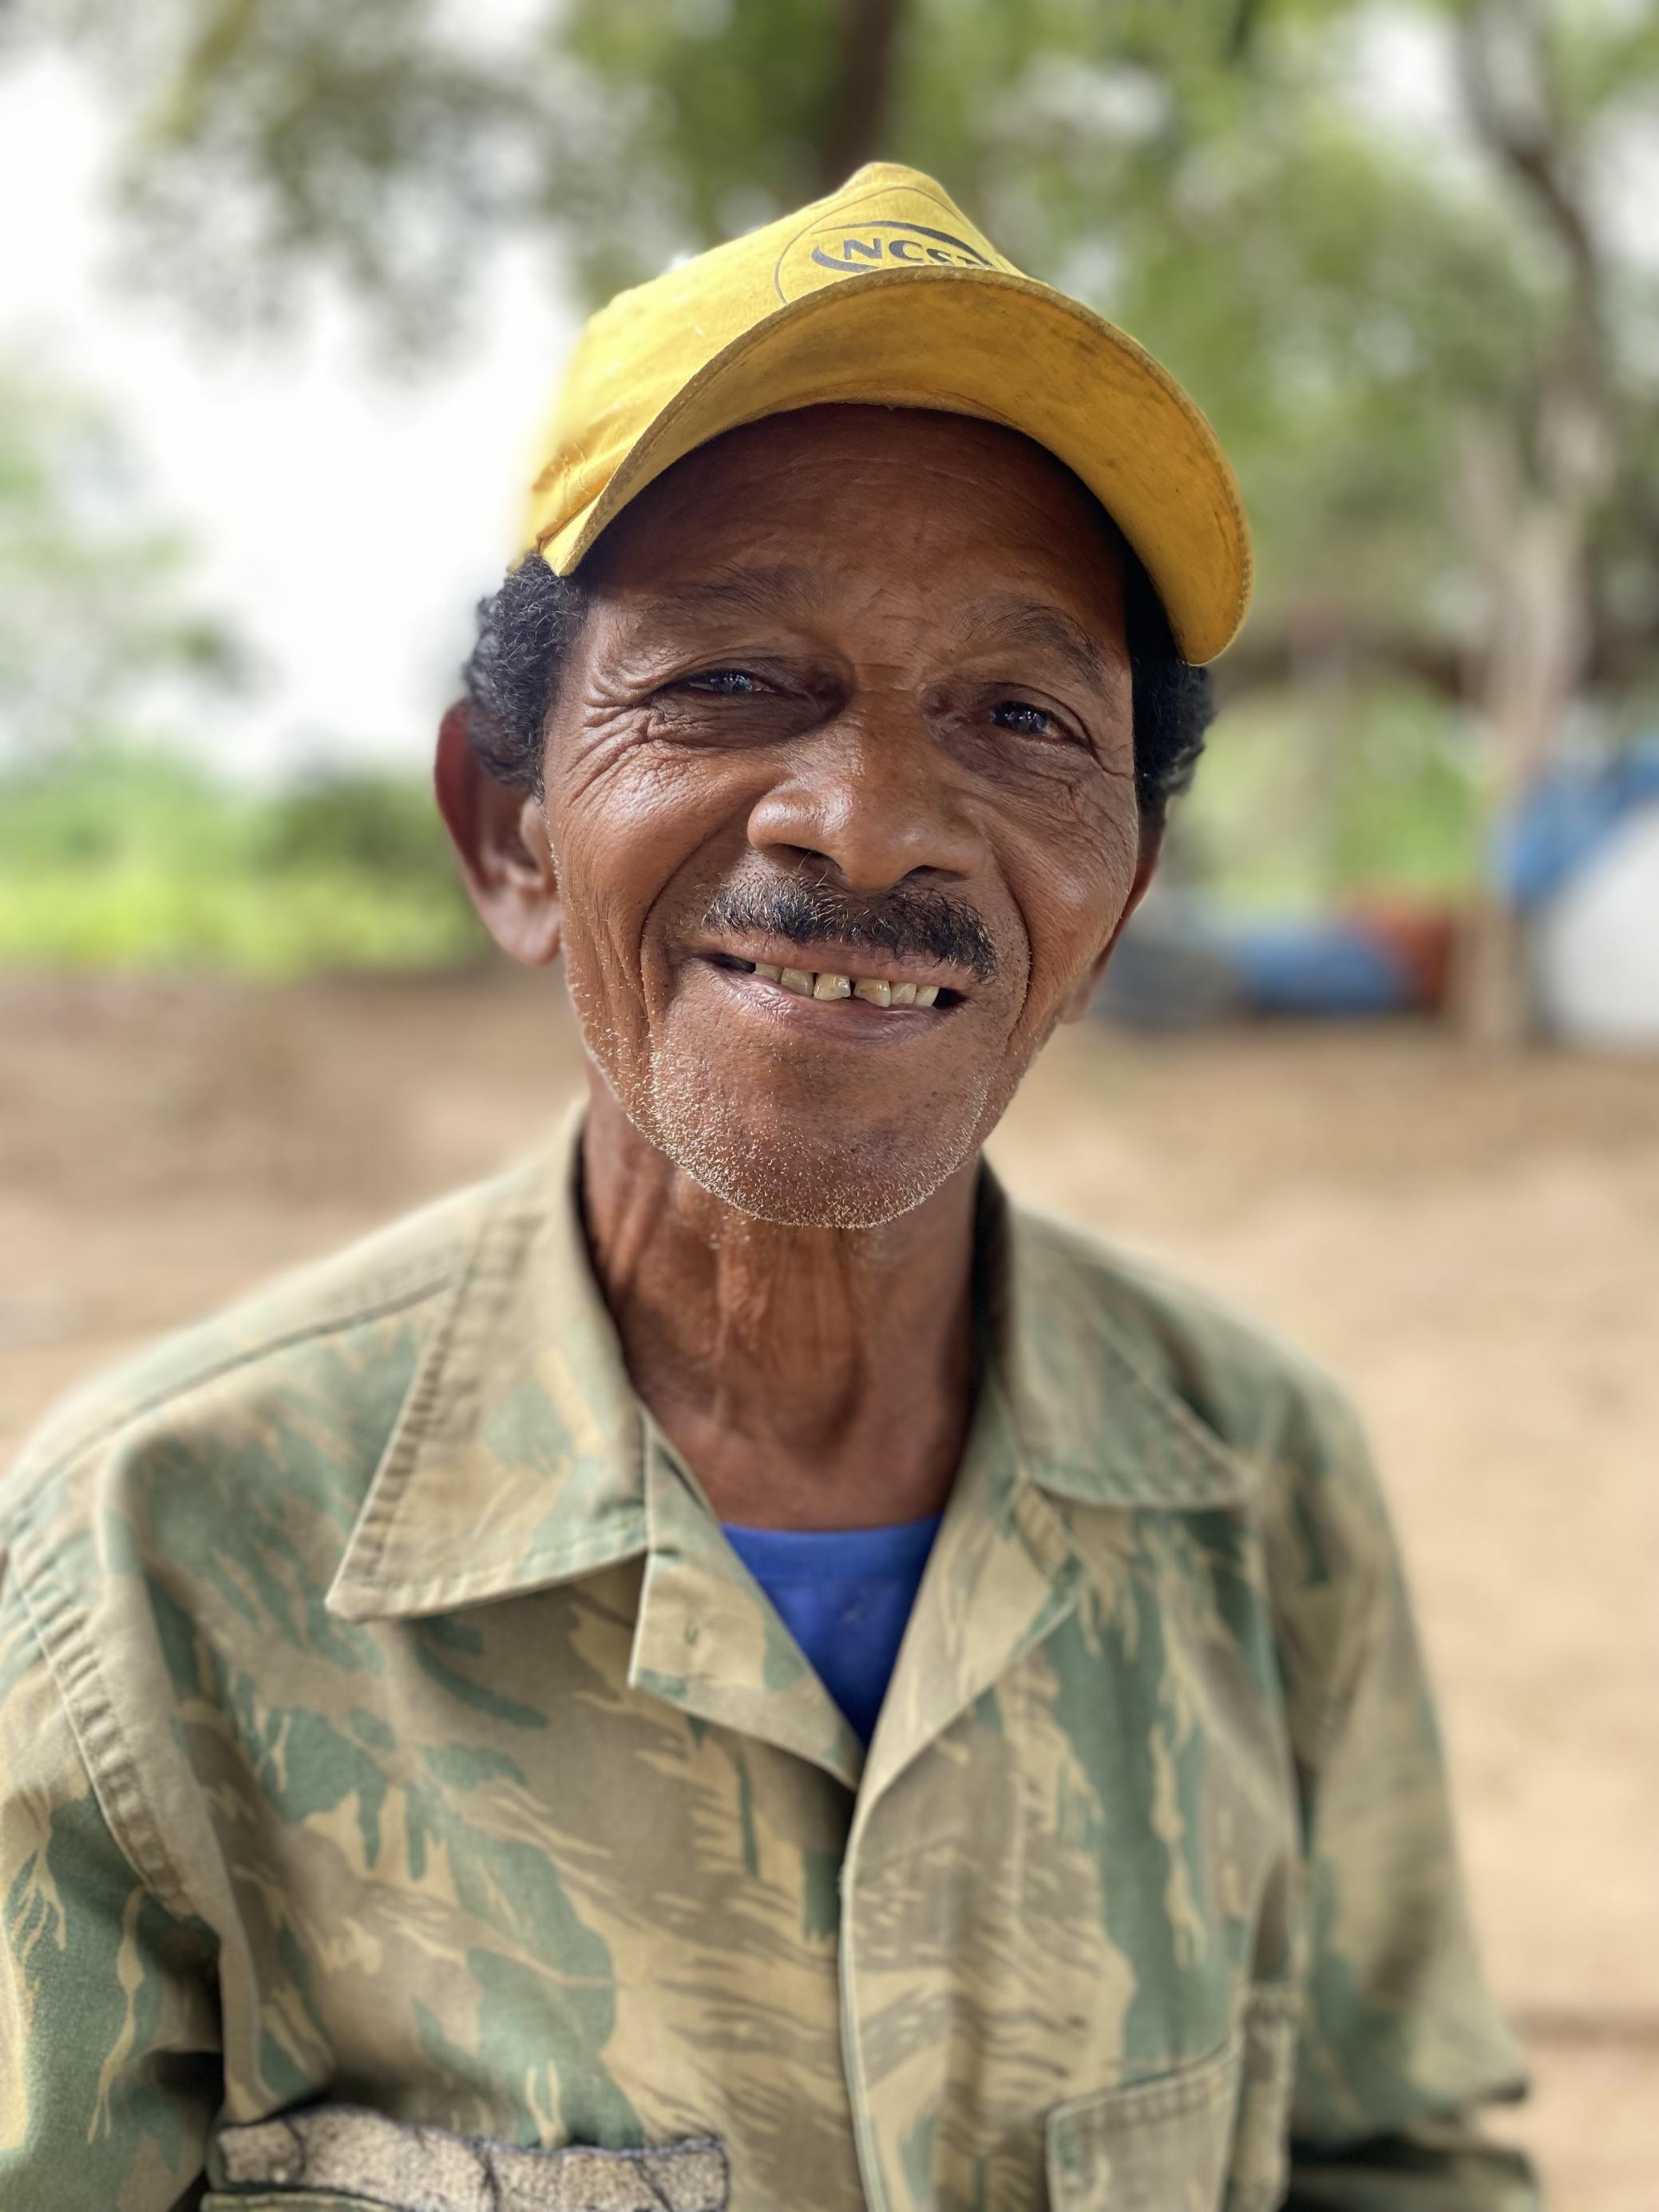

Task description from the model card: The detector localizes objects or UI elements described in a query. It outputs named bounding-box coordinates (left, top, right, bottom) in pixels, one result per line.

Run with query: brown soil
left=2, top=967, right=1654, bottom=2209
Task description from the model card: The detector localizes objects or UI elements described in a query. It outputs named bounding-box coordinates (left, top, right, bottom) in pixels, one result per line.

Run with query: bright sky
left=1, top=53, right=580, bottom=781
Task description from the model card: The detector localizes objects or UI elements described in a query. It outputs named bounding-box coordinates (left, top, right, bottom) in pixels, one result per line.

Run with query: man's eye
left=992, top=698, right=1059, bottom=740
left=685, top=668, right=764, bottom=696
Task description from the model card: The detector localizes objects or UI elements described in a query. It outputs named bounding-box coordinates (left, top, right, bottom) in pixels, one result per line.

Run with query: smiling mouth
left=706, top=952, right=959, bottom=1009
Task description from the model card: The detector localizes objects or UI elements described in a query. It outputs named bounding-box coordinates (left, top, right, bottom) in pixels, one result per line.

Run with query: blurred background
left=1, top=3, right=1656, bottom=2205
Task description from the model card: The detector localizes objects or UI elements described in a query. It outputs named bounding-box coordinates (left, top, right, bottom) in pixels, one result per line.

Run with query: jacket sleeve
left=0, top=1557, right=220, bottom=2212
left=1269, top=1383, right=1540, bottom=2212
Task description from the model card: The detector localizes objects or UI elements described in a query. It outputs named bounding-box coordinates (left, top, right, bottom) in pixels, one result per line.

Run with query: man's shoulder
left=1008, top=1198, right=1368, bottom=1477
left=0, top=1161, right=522, bottom=1543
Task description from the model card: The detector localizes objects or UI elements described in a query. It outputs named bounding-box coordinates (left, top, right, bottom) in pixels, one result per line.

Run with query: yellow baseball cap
left=523, top=162, right=1250, bottom=664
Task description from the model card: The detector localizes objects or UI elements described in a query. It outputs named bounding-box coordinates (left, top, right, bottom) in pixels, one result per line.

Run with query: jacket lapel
left=857, top=1364, right=1086, bottom=1810
left=628, top=1415, right=865, bottom=1792
left=857, top=1177, right=1253, bottom=1814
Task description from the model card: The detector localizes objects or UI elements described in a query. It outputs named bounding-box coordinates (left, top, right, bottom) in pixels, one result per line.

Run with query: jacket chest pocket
left=1045, top=1988, right=1298, bottom=2212
left=207, top=2105, right=730, bottom=2212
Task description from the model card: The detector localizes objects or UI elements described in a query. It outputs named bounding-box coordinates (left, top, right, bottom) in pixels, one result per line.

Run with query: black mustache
left=703, top=878, right=998, bottom=982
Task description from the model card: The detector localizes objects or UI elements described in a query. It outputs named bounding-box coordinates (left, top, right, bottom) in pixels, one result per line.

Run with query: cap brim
left=537, top=265, right=1250, bottom=665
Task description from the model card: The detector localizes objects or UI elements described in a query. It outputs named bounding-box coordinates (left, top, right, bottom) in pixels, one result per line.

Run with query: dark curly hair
left=462, top=532, right=1213, bottom=830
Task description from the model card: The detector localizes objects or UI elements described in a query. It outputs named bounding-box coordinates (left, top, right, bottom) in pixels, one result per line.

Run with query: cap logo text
left=774, top=206, right=1000, bottom=301
left=810, top=220, right=993, bottom=276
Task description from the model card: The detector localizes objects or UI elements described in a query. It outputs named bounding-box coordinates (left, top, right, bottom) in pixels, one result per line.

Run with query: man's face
left=540, top=405, right=1148, bottom=1228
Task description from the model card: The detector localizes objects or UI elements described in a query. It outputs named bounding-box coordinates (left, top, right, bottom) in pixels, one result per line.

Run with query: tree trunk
left=1452, top=0, right=1614, bottom=1049
left=1450, top=419, right=1595, bottom=1047
left=816, top=0, right=907, bottom=191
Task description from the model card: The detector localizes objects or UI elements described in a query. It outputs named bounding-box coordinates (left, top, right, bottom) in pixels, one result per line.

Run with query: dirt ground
left=2, top=968, right=1654, bottom=2209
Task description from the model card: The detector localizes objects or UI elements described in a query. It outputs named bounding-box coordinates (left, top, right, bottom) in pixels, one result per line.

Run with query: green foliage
left=546, top=0, right=847, bottom=303
left=0, top=360, right=247, bottom=756
left=0, top=363, right=489, bottom=977
left=0, top=747, right=484, bottom=974
left=61, top=0, right=533, bottom=356
left=252, top=770, right=464, bottom=885
left=1178, top=683, right=1482, bottom=911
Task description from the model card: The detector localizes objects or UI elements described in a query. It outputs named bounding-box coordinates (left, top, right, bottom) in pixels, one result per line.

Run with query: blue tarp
left=1218, top=920, right=1411, bottom=1016
left=1496, top=741, right=1659, bottom=909
left=1098, top=899, right=1418, bottom=1024
left=1099, top=738, right=1659, bottom=1027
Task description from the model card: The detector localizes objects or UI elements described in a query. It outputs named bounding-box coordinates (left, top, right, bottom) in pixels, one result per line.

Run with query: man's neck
left=579, top=1074, right=979, bottom=1529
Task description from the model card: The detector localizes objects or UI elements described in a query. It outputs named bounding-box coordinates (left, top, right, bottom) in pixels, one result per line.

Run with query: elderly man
left=1, top=167, right=1533, bottom=2212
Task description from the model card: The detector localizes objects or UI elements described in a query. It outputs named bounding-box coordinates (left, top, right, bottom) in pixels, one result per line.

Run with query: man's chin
left=644, top=1089, right=984, bottom=1231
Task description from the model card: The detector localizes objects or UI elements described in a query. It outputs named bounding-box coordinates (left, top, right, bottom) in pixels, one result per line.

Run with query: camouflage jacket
left=0, top=1118, right=1536, bottom=2212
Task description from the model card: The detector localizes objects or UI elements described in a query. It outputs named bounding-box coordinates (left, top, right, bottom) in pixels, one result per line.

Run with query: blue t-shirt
left=721, top=1513, right=943, bottom=1746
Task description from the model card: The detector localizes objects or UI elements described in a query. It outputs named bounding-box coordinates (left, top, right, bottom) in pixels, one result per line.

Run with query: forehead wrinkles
left=594, top=562, right=1122, bottom=676
left=956, top=595, right=1126, bottom=691
left=596, top=560, right=829, bottom=635
left=591, top=408, right=1115, bottom=588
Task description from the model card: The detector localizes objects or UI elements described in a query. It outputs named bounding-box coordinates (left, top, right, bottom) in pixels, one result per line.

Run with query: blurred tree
left=10, top=0, right=1659, bottom=1033
left=1444, top=0, right=1635, bottom=1039
left=0, top=744, right=484, bottom=971
left=0, top=358, right=247, bottom=757
left=0, top=363, right=483, bottom=973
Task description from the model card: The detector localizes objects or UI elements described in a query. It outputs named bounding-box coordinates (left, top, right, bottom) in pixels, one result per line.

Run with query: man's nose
left=744, top=691, right=980, bottom=892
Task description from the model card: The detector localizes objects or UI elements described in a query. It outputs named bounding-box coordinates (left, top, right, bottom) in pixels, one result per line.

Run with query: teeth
left=734, top=960, right=945, bottom=1007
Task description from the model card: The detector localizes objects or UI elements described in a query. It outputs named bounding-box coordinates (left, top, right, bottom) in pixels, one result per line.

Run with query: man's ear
left=434, top=701, right=562, bottom=968
left=1059, top=817, right=1163, bottom=1023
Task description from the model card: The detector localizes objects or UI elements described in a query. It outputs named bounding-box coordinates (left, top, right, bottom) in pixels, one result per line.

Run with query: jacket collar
left=980, top=1175, right=1250, bottom=1515
left=328, top=1112, right=650, bottom=1624
left=327, top=1112, right=1249, bottom=1636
